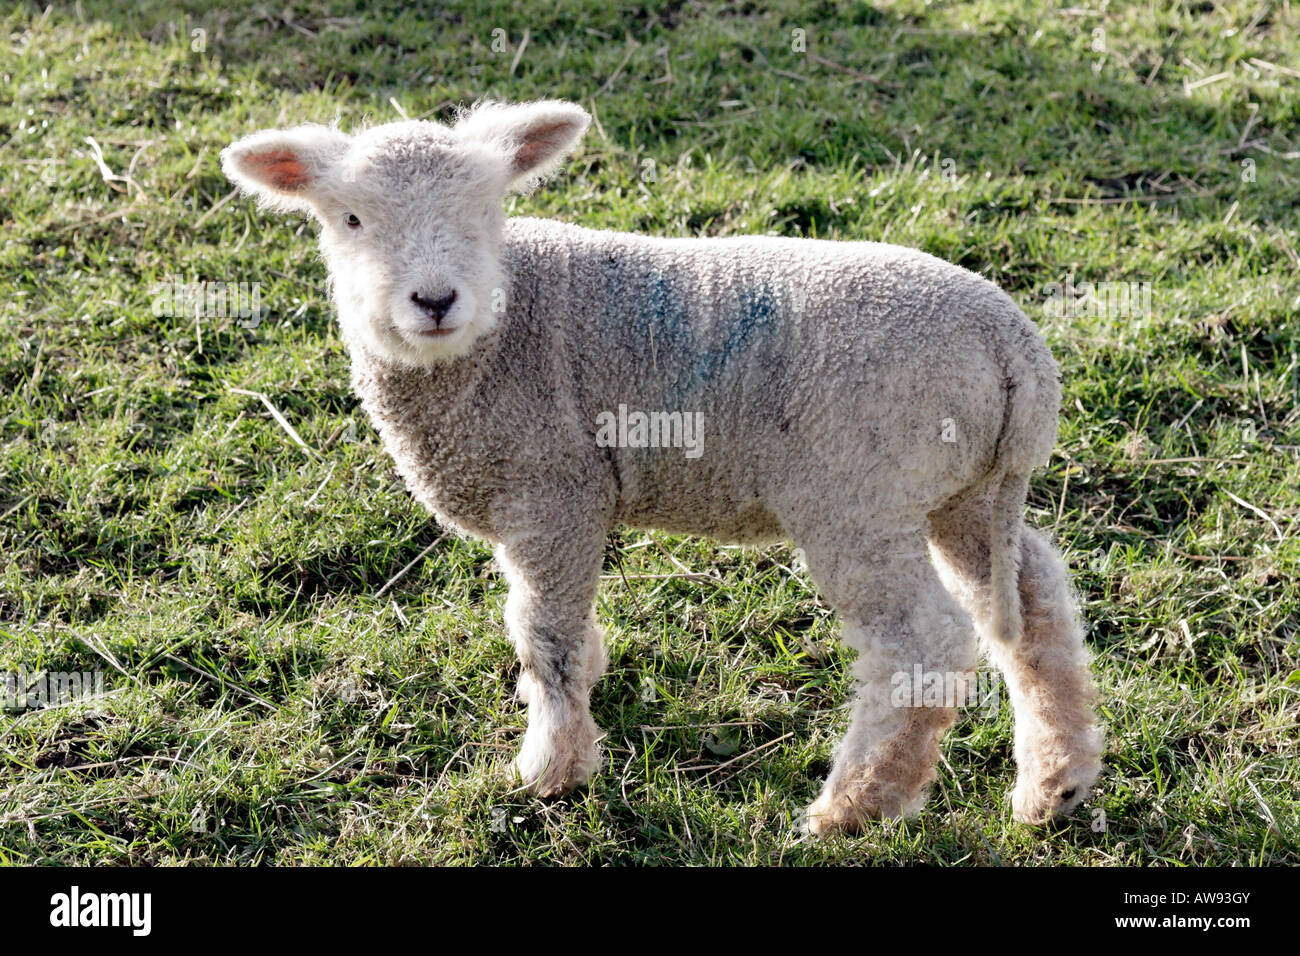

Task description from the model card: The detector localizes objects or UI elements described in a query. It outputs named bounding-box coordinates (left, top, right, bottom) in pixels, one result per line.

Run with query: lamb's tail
left=982, top=302, right=1060, bottom=648
left=988, top=471, right=1028, bottom=647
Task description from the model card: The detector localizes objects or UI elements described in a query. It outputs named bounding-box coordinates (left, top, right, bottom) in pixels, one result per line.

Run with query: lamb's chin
left=382, top=317, right=496, bottom=367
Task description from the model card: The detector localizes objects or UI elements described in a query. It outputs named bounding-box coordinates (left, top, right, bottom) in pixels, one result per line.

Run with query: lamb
left=221, top=99, right=1104, bottom=833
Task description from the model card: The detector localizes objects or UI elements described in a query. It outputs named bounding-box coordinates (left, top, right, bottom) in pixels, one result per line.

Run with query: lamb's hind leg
left=929, top=493, right=1104, bottom=823
left=496, top=521, right=607, bottom=797
left=801, top=529, right=978, bottom=834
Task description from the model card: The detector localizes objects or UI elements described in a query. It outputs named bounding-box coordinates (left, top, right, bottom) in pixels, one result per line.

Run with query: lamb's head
left=221, top=100, right=590, bottom=366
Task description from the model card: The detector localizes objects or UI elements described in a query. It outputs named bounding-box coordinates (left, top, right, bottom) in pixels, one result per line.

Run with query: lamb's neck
left=346, top=337, right=496, bottom=443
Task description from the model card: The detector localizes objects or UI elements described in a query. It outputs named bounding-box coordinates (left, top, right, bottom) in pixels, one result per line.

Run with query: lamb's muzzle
left=411, top=289, right=458, bottom=321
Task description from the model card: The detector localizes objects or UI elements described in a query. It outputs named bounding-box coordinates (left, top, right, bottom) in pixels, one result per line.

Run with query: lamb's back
left=501, top=218, right=1054, bottom=536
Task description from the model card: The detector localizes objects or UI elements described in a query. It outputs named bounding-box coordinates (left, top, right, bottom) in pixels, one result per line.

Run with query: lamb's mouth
left=394, top=322, right=461, bottom=341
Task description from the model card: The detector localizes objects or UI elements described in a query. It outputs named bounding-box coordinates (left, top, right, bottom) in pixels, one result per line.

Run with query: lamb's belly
left=614, top=456, right=786, bottom=544
left=623, top=500, right=785, bottom=544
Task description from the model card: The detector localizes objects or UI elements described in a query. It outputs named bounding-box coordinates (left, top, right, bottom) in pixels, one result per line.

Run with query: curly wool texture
left=354, top=217, right=1058, bottom=545
left=223, top=102, right=1104, bottom=829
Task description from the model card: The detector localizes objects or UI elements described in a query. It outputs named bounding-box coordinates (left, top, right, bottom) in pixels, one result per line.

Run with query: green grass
left=1, top=0, right=1297, bottom=865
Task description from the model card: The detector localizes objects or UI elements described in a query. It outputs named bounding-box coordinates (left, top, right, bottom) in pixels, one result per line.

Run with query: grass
left=0, top=0, right=1297, bottom=865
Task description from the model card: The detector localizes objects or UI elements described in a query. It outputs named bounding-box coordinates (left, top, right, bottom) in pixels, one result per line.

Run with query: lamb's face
left=222, top=101, right=591, bottom=367
left=313, top=124, right=509, bottom=365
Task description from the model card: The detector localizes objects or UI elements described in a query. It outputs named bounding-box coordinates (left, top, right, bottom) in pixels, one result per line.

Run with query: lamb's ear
left=454, top=100, right=590, bottom=192
left=221, top=125, right=348, bottom=212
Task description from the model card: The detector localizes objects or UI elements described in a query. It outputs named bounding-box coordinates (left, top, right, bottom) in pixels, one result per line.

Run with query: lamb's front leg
left=496, top=526, right=607, bottom=797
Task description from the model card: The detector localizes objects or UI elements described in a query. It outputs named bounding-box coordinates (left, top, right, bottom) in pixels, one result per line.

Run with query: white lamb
left=222, top=100, right=1104, bottom=833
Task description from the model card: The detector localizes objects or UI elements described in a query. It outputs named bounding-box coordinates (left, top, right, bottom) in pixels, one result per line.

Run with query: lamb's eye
left=345, top=213, right=362, bottom=229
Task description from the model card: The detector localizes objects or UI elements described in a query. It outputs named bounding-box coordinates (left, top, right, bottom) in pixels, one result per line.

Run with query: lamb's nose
left=411, top=290, right=457, bottom=321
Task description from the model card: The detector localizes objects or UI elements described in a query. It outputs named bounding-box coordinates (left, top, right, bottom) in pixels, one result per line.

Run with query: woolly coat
left=348, top=217, right=1060, bottom=555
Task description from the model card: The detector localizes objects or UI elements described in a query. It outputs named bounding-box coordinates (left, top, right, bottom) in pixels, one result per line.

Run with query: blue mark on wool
left=661, top=283, right=780, bottom=402
left=642, top=273, right=691, bottom=350
left=604, top=260, right=690, bottom=352
left=697, top=284, right=778, bottom=381
left=612, top=261, right=783, bottom=407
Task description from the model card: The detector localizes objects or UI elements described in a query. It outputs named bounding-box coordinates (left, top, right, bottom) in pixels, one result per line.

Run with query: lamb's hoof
left=807, top=789, right=872, bottom=836
left=1010, top=751, right=1101, bottom=825
left=805, top=775, right=918, bottom=835
left=514, top=724, right=601, bottom=798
